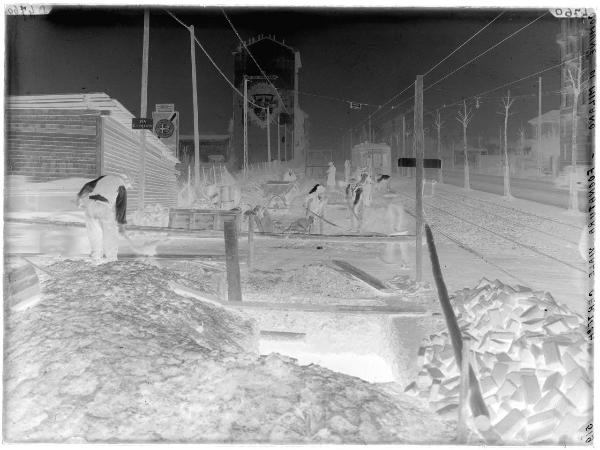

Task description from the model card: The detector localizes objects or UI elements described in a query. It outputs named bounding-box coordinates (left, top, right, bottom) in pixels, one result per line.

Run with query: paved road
left=439, top=169, right=588, bottom=211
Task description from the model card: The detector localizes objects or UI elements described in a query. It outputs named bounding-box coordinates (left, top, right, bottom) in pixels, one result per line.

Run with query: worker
left=77, top=174, right=132, bottom=262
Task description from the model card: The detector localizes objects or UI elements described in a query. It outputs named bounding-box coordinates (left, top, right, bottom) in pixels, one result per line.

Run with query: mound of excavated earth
left=5, top=260, right=454, bottom=443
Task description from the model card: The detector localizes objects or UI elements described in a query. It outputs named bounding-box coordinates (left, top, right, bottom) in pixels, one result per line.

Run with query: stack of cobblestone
left=404, top=278, right=592, bottom=444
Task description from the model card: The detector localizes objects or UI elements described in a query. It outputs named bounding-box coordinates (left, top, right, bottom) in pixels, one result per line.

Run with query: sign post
left=190, top=25, right=200, bottom=187
left=139, top=8, right=149, bottom=210
left=414, top=75, right=424, bottom=283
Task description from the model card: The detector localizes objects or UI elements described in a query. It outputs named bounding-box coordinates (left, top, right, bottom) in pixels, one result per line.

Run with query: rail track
left=434, top=187, right=583, bottom=232
left=394, top=190, right=586, bottom=276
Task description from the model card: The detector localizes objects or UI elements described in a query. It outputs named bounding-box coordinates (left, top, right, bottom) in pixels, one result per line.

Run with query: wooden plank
left=226, top=300, right=426, bottom=315
left=169, top=280, right=426, bottom=315
left=5, top=217, right=415, bottom=243
left=331, top=259, right=391, bottom=292
left=6, top=263, right=42, bottom=312
left=260, top=330, right=306, bottom=341
left=424, top=224, right=490, bottom=423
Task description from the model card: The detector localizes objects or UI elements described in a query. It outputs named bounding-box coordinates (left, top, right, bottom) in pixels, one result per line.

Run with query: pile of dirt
left=5, top=259, right=454, bottom=444
left=242, top=263, right=376, bottom=302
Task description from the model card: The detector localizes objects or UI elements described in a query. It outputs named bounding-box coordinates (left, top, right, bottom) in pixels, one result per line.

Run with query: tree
left=498, top=90, right=515, bottom=199
left=434, top=109, right=445, bottom=183
left=566, top=55, right=583, bottom=212
left=456, top=100, right=474, bottom=191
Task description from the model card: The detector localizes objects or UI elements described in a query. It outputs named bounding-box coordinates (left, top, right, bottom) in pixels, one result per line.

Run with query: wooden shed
left=351, top=142, right=392, bottom=177
left=5, top=93, right=179, bottom=211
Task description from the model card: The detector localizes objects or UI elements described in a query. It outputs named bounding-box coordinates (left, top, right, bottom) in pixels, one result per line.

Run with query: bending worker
left=77, top=174, right=132, bottom=262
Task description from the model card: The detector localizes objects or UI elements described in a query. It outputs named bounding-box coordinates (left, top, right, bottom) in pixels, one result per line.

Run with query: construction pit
left=3, top=170, right=592, bottom=444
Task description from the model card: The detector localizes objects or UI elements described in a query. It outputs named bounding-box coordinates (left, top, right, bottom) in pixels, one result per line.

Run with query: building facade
left=231, top=35, right=306, bottom=168
left=556, top=18, right=594, bottom=169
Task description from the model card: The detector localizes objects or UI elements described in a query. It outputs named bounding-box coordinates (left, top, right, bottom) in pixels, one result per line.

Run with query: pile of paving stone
left=404, top=278, right=592, bottom=444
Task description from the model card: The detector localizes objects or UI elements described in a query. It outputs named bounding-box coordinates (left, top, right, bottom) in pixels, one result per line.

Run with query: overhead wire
left=351, top=11, right=506, bottom=133
left=164, top=9, right=266, bottom=110
left=423, top=11, right=550, bottom=93
left=371, top=11, right=554, bottom=127
left=423, top=56, right=577, bottom=115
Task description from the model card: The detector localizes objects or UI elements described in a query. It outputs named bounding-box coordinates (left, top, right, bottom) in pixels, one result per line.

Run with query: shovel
left=119, top=228, right=164, bottom=256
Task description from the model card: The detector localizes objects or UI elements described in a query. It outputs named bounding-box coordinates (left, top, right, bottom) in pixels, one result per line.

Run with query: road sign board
left=398, top=158, right=442, bottom=169
left=152, top=111, right=179, bottom=154
left=156, top=103, right=175, bottom=113
left=132, top=118, right=154, bottom=130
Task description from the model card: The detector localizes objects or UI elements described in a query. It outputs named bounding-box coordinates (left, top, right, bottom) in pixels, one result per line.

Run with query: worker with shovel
left=77, top=174, right=132, bottom=262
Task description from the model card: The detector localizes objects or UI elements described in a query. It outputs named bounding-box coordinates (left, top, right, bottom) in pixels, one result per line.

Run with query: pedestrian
left=326, top=162, right=336, bottom=188
left=77, top=173, right=132, bottom=262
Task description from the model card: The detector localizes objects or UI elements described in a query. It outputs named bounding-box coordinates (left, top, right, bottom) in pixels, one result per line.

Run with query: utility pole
left=368, top=116, right=372, bottom=143
left=402, top=114, right=406, bottom=176
left=434, top=109, right=444, bottom=183
left=243, top=77, right=249, bottom=174
left=349, top=129, right=353, bottom=151
left=267, top=107, right=271, bottom=163
left=538, top=76, right=542, bottom=175
left=277, top=117, right=281, bottom=161
left=139, top=9, right=149, bottom=210
left=190, top=24, right=201, bottom=187
left=414, top=75, right=424, bottom=282
left=457, top=100, right=474, bottom=191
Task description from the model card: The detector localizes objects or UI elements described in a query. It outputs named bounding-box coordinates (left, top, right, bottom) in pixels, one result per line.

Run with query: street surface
left=440, top=169, right=588, bottom=211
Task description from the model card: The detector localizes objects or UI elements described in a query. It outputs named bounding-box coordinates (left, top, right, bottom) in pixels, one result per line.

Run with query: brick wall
left=6, top=109, right=100, bottom=181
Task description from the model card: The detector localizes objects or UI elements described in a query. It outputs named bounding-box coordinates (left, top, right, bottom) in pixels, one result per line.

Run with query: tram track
left=434, top=186, right=583, bottom=232
left=433, top=192, right=579, bottom=246
left=394, top=190, right=586, bottom=275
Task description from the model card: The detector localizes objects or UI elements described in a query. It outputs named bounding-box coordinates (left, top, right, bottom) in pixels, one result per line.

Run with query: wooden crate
left=168, top=209, right=240, bottom=231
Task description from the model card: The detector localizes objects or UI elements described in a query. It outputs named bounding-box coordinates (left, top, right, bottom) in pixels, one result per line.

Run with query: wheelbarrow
left=262, top=181, right=296, bottom=209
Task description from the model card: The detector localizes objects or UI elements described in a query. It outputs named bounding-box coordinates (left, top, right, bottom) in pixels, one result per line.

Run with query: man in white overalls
left=77, top=174, right=132, bottom=262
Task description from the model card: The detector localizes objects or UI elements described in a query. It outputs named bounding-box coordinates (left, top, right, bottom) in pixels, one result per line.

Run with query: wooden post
left=139, top=9, right=150, bottom=210
left=243, top=77, right=249, bottom=175
left=414, top=75, right=424, bottom=282
left=188, top=165, right=191, bottom=206
left=284, top=125, right=288, bottom=161
left=247, top=215, right=255, bottom=271
left=277, top=119, right=281, bottom=161
left=190, top=25, right=201, bottom=187
left=223, top=216, right=242, bottom=302
left=458, top=336, right=471, bottom=443
left=401, top=115, right=406, bottom=176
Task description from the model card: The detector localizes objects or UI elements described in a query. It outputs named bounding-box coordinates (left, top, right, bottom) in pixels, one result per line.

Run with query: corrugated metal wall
left=101, top=116, right=178, bottom=211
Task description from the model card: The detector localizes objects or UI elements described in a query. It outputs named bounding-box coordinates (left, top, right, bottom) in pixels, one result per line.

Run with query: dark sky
left=6, top=7, right=562, bottom=151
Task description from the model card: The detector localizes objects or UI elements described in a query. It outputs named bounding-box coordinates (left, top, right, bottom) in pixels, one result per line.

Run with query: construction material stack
left=404, top=278, right=592, bottom=444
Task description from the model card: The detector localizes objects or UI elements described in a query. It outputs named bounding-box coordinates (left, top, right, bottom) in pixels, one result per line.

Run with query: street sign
left=132, top=118, right=154, bottom=130
left=156, top=103, right=175, bottom=113
left=152, top=111, right=179, bottom=154
left=398, top=158, right=442, bottom=169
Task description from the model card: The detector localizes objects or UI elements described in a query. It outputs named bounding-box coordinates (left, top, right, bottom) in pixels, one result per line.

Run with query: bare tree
left=434, top=109, right=445, bottom=183
left=498, top=90, right=515, bottom=199
left=456, top=100, right=474, bottom=191
left=566, top=56, right=583, bottom=212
